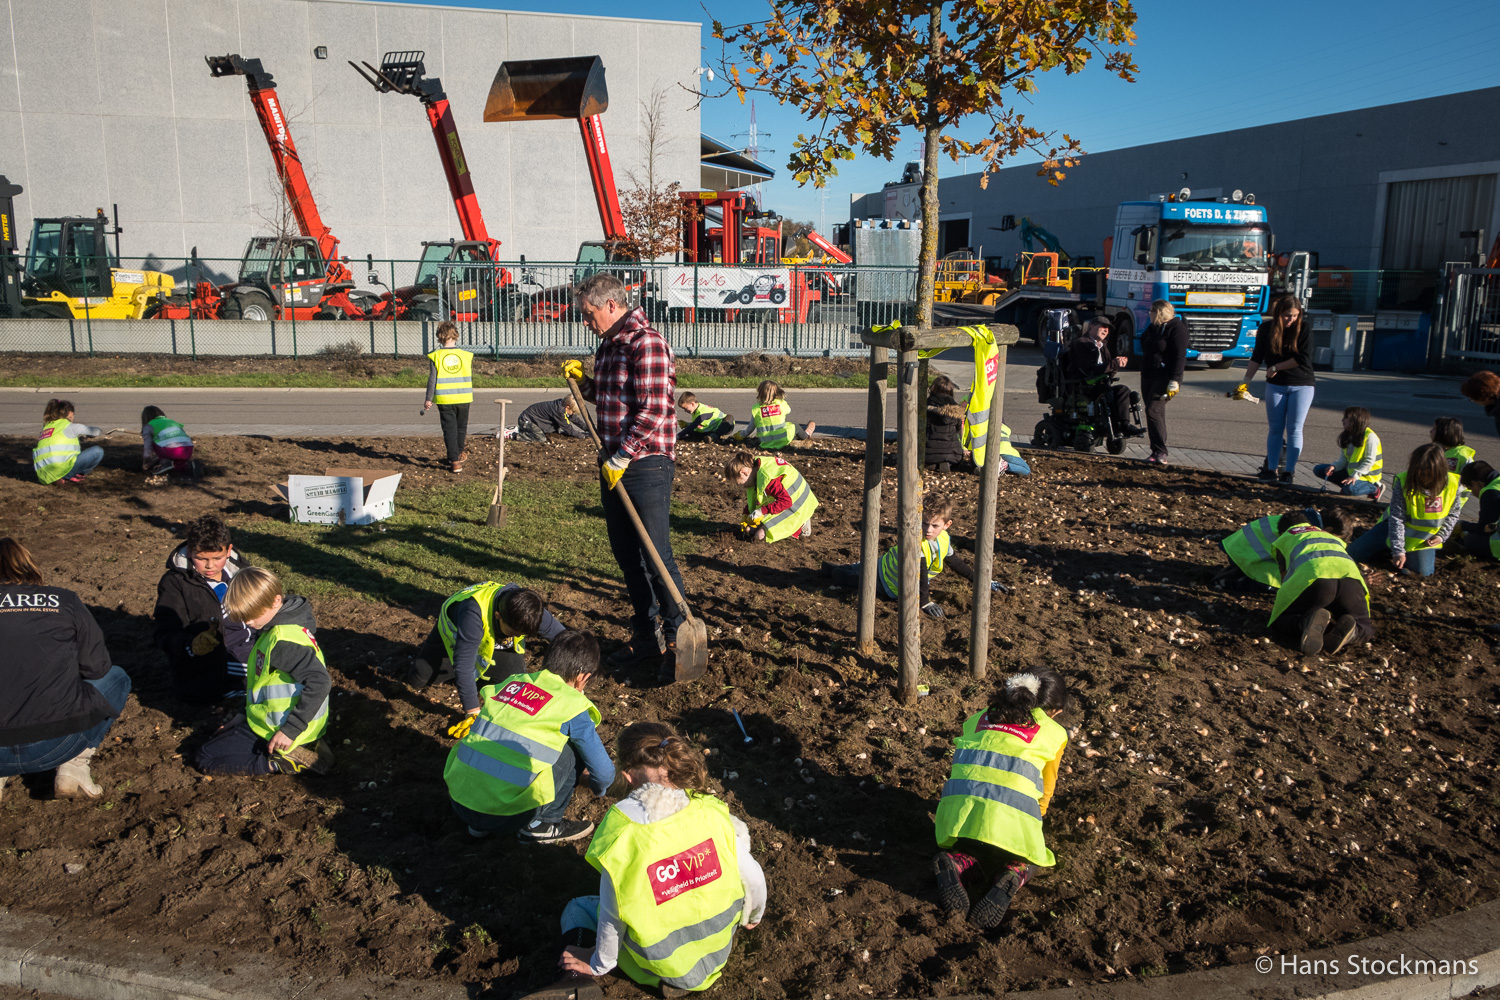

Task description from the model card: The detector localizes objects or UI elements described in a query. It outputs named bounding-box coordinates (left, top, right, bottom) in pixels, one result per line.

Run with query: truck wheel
left=408, top=301, right=442, bottom=322
left=1207, top=358, right=1233, bottom=369
left=223, top=289, right=274, bottom=321
left=1032, top=419, right=1059, bottom=449
left=1113, top=313, right=1135, bottom=370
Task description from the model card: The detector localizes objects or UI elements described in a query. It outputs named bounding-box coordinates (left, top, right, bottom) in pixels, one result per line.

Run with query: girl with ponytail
left=932, top=667, right=1071, bottom=930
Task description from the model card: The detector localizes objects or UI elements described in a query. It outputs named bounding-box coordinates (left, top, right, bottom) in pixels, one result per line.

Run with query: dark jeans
left=439, top=403, right=470, bottom=463
left=1084, top=383, right=1134, bottom=434
left=0, top=666, right=131, bottom=777
left=602, top=455, right=687, bottom=642
left=409, top=624, right=526, bottom=688
left=514, top=416, right=550, bottom=443
left=1279, top=577, right=1375, bottom=642
left=196, top=718, right=274, bottom=776
left=450, top=743, right=580, bottom=833
left=1141, top=373, right=1171, bottom=457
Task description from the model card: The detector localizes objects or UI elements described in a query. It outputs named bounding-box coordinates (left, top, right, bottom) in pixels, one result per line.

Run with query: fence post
left=369, top=318, right=376, bottom=356
left=68, top=316, right=76, bottom=354
left=969, top=340, right=1007, bottom=680
left=390, top=260, right=398, bottom=358
left=170, top=318, right=177, bottom=355
left=270, top=320, right=277, bottom=356
left=189, top=311, right=196, bottom=361
left=83, top=296, right=93, bottom=358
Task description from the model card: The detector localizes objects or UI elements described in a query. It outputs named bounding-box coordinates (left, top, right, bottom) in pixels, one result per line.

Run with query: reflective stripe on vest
left=147, top=416, right=192, bottom=450
left=1340, top=428, right=1383, bottom=482
left=443, top=670, right=600, bottom=816
left=1268, top=528, right=1368, bottom=624
left=428, top=348, right=474, bottom=404
left=877, top=530, right=950, bottom=598
left=684, top=405, right=729, bottom=433
left=997, top=423, right=1021, bottom=459
left=33, top=418, right=79, bottom=484
left=1393, top=471, right=1461, bottom=550
left=1221, top=516, right=1281, bottom=587
left=934, top=709, right=1068, bottom=867
left=752, top=401, right=793, bottom=449
left=960, top=325, right=1000, bottom=466
left=586, top=794, right=745, bottom=991
left=245, top=623, right=329, bottom=749
left=752, top=457, right=819, bottom=543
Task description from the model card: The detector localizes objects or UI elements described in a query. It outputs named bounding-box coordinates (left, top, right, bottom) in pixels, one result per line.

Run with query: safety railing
left=1435, top=266, right=1500, bottom=362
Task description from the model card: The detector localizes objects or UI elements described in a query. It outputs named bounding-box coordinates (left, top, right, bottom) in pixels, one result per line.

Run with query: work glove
left=190, top=629, right=221, bottom=656
left=601, top=453, right=630, bottom=490
left=561, top=359, right=584, bottom=381
left=990, top=580, right=1008, bottom=593
left=446, top=714, right=477, bottom=740
left=921, top=602, right=945, bottom=620
left=1166, top=380, right=1180, bottom=399
left=1228, top=383, right=1254, bottom=401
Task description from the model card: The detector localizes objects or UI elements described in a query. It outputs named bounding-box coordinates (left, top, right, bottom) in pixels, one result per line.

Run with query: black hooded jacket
left=925, top=392, right=967, bottom=465
left=0, top=585, right=115, bottom=743
left=250, top=595, right=331, bottom=741
left=154, top=543, right=255, bottom=699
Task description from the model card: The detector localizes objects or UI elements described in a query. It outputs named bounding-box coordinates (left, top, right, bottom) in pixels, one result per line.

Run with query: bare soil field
left=0, top=430, right=1497, bottom=998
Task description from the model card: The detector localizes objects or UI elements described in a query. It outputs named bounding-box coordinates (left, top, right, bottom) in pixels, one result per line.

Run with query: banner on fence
left=662, top=266, right=793, bottom=309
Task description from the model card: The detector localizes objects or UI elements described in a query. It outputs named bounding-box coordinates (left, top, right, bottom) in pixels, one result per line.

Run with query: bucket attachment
left=484, top=55, right=608, bottom=122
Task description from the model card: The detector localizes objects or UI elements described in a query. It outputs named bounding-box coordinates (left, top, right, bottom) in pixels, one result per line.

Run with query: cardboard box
left=271, top=468, right=404, bottom=525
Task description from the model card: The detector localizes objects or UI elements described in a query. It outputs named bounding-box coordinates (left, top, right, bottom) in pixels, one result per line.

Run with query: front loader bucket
left=483, top=55, right=608, bottom=122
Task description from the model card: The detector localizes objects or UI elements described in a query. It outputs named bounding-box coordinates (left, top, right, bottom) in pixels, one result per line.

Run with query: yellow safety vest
left=934, top=708, right=1067, bottom=866
left=877, top=529, right=950, bottom=598
left=997, top=423, right=1021, bottom=460
left=245, top=623, right=329, bottom=749
left=1478, top=476, right=1500, bottom=559
left=1379, top=472, right=1461, bottom=550
left=750, top=456, right=818, bottom=543
left=428, top=348, right=474, bottom=405
left=1446, top=445, right=1476, bottom=474
left=1221, top=515, right=1282, bottom=587
left=586, top=793, right=745, bottom=992
left=960, top=325, right=1000, bottom=466
left=33, top=418, right=79, bottom=484
left=682, top=405, right=730, bottom=433
left=1268, top=527, right=1368, bottom=624
left=751, top=400, right=793, bottom=450
left=146, top=416, right=193, bottom=451
left=1340, top=428, right=1383, bottom=483
left=443, top=669, right=599, bottom=816
left=437, top=582, right=527, bottom=680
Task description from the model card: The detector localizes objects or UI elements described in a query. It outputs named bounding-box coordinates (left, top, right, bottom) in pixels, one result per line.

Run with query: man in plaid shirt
left=567, top=273, right=688, bottom=678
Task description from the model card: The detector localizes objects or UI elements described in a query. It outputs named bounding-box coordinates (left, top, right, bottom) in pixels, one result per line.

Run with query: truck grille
left=1185, top=315, right=1242, bottom=351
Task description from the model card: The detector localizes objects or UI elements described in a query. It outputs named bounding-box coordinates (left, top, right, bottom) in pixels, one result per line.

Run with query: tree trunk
left=915, top=6, right=943, bottom=331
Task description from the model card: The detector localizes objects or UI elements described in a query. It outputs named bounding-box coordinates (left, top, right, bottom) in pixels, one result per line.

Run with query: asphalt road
left=0, top=351, right=1489, bottom=471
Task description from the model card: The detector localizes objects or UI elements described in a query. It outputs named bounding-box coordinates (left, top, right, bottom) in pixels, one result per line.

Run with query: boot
left=55, top=747, right=102, bottom=799
left=1298, top=608, right=1331, bottom=656
left=519, top=930, right=602, bottom=1000
left=1324, top=614, right=1359, bottom=655
left=970, top=862, right=1029, bottom=930
left=933, top=851, right=970, bottom=916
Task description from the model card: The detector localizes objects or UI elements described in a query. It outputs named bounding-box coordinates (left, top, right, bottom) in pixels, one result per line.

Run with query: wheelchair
left=1031, top=308, right=1143, bottom=455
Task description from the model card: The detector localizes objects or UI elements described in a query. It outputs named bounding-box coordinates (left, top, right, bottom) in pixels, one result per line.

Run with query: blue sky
left=388, top=0, right=1500, bottom=229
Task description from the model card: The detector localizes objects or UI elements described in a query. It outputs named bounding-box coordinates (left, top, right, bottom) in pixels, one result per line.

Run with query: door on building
left=938, top=218, right=971, bottom=257
left=1380, top=174, right=1497, bottom=308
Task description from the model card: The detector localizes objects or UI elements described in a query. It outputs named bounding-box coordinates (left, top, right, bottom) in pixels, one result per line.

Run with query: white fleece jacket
left=586, top=783, right=767, bottom=976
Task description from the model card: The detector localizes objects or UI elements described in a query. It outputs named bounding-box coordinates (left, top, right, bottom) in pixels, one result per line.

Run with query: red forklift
left=679, top=190, right=825, bottom=323
left=349, top=51, right=517, bottom=321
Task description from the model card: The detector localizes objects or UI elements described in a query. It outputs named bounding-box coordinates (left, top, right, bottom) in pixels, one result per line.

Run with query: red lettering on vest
left=985, top=354, right=999, bottom=385
left=1287, top=525, right=1315, bottom=535
left=648, top=837, right=723, bottom=904
left=300, top=626, right=319, bottom=648
left=976, top=716, right=1039, bottom=742
left=39, top=428, right=54, bottom=440
left=759, top=403, right=783, bottom=419
left=774, top=456, right=788, bottom=467
left=491, top=681, right=553, bottom=716
left=1425, top=495, right=1446, bottom=513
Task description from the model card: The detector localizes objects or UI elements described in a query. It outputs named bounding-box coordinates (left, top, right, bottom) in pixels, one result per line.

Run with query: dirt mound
left=0, top=432, right=1496, bottom=997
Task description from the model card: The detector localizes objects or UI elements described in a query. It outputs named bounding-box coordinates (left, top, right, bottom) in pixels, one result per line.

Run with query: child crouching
left=726, top=450, right=818, bottom=542
left=934, top=667, right=1070, bottom=929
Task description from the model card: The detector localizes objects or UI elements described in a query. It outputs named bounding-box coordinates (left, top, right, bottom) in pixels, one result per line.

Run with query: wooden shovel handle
left=566, top=377, right=697, bottom=624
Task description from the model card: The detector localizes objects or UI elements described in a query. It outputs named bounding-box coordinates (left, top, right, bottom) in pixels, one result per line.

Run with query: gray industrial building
left=0, top=0, right=702, bottom=268
left=852, top=87, right=1500, bottom=284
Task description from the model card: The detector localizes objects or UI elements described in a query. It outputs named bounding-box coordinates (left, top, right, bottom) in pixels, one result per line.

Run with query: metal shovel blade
left=486, top=503, right=506, bottom=528
left=674, top=617, right=708, bottom=683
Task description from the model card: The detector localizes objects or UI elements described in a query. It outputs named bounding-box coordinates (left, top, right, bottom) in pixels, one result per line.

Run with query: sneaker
left=1298, top=608, right=1332, bottom=656
left=272, top=741, right=336, bottom=775
left=970, top=863, right=1029, bottom=929
left=798, top=520, right=813, bottom=539
left=62, top=473, right=87, bottom=483
left=1324, top=614, right=1359, bottom=655
left=1256, top=465, right=1277, bottom=481
left=1373, top=482, right=1387, bottom=503
left=803, top=421, right=817, bottom=437
left=1278, top=469, right=1294, bottom=483
left=657, top=642, right=679, bottom=684
left=149, top=459, right=174, bottom=475
left=517, top=818, right=595, bottom=844
left=933, top=852, right=969, bottom=916
left=451, top=460, right=465, bottom=473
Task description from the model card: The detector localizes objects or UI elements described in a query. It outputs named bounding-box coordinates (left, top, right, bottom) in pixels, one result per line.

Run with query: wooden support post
left=895, top=347, right=922, bottom=704
left=969, top=342, right=1008, bottom=680
left=856, top=344, right=888, bottom=656
left=915, top=357, right=930, bottom=469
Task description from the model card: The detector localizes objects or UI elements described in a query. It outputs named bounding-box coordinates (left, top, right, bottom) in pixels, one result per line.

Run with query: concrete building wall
left=851, top=88, right=1500, bottom=272
left=1, top=0, right=701, bottom=268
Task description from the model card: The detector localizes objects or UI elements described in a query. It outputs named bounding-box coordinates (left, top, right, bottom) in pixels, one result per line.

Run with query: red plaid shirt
left=583, top=307, right=677, bottom=461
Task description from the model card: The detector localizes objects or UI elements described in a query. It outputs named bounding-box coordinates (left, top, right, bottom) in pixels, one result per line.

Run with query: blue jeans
left=1001, top=455, right=1031, bottom=476
left=601, top=455, right=687, bottom=642
left=0, top=665, right=131, bottom=776
left=1265, top=383, right=1315, bottom=471
left=68, top=445, right=105, bottom=479
left=561, top=894, right=602, bottom=935
left=450, top=743, right=580, bottom=834
left=1347, top=522, right=1438, bottom=576
left=1312, top=464, right=1380, bottom=497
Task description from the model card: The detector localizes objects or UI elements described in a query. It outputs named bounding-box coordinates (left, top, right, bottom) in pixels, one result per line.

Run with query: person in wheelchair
left=1064, top=318, right=1145, bottom=439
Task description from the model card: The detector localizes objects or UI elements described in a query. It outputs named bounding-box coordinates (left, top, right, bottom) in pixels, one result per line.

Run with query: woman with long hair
left=1345, top=444, right=1463, bottom=577
left=1243, top=295, right=1315, bottom=482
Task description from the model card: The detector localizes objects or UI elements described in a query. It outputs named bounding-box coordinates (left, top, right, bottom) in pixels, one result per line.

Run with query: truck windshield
left=1159, top=225, right=1268, bottom=271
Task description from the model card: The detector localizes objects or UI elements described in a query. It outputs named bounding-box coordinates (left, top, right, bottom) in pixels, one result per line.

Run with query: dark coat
left=1065, top=336, right=1119, bottom=380
left=1139, top=316, right=1189, bottom=382
left=153, top=544, right=255, bottom=702
left=1250, top=317, right=1314, bottom=386
left=925, top=392, right=967, bottom=465
left=0, top=585, right=114, bottom=744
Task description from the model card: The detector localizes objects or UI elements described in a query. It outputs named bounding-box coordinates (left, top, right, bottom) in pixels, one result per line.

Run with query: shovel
left=567, top=378, right=709, bottom=682
left=487, top=399, right=511, bottom=528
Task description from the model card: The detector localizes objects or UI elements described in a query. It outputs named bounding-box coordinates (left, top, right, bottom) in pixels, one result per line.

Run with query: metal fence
left=1435, top=265, right=1500, bottom=362
left=1291, top=268, right=1440, bottom=314
left=0, top=256, right=918, bottom=359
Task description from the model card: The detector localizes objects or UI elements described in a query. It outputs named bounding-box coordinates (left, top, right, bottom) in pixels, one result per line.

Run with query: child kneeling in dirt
left=196, top=568, right=334, bottom=776
left=140, top=405, right=197, bottom=478
left=1212, top=507, right=1324, bottom=593
left=933, top=666, right=1070, bottom=929
left=408, top=583, right=566, bottom=730
left=525, top=722, right=766, bottom=1000
left=153, top=514, right=256, bottom=704
left=823, top=496, right=1000, bottom=619
left=743, top=380, right=815, bottom=449
left=515, top=396, right=589, bottom=442
left=443, top=629, right=613, bottom=843
left=1268, top=512, right=1371, bottom=656
left=726, top=450, right=818, bottom=542
left=678, top=391, right=736, bottom=441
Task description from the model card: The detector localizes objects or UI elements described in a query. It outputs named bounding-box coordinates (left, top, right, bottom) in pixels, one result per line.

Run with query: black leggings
left=1281, top=578, right=1375, bottom=642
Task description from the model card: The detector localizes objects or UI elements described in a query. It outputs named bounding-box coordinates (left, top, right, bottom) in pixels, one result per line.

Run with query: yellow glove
left=561, top=359, right=584, bottom=381
left=1166, top=380, right=1180, bottom=399
left=190, top=629, right=221, bottom=656
left=601, top=454, right=629, bottom=489
left=739, top=517, right=763, bottom=533
left=446, top=714, right=476, bottom=740
left=1227, top=382, right=1253, bottom=401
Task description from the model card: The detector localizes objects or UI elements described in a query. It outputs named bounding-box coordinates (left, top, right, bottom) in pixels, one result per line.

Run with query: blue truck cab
left=1105, top=200, right=1271, bottom=369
